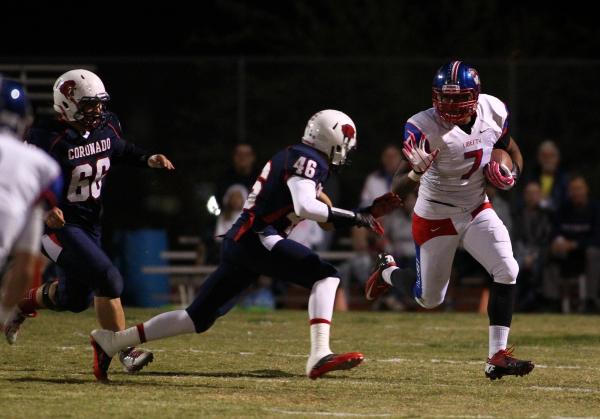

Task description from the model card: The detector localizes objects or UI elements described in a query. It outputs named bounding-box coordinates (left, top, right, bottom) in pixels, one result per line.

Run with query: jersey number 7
left=461, top=149, right=483, bottom=180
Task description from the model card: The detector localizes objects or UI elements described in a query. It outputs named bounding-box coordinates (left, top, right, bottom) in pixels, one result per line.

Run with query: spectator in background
left=544, top=175, right=600, bottom=313
left=360, top=144, right=407, bottom=207
left=523, top=140, right=569, bottom=211
left=512, top=181, right=553, bottom=311
left=215, top=143, right=259, bottom=207
left=214, top=184, right=248, bottom=240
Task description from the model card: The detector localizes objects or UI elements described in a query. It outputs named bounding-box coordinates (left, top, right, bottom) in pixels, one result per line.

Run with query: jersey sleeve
left=107, top=114, right=150, bottom=167
left=285, top=147, right=329, bottom=184
left=403, top=121, right=433, bottom=153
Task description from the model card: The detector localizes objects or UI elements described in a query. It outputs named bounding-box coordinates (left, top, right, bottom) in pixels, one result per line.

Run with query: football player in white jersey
left=0, top=77, right=61, bottom=333
left=365, top=61, right=534, bottom=380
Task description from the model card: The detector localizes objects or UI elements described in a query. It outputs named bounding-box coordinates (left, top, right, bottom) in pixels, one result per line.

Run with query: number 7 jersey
left=26, top=113, right=150, bottom=229
left=406, top=94, right=509, bottom=218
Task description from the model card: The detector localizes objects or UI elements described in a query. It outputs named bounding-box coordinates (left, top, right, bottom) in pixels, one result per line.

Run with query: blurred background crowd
left=3, top=2, right=599, bottom=314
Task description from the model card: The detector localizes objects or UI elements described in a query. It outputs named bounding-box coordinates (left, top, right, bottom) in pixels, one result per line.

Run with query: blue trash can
left=113, top=229, right=170, bottom=307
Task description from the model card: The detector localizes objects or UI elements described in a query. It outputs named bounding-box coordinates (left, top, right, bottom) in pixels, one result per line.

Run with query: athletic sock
left=382, top=266, right=398, bottom=285
left=307, top=277, right=338, bottom=360
left=489, top=325, right=510, bottom=357
left=115, top=310, right=196, bottom=348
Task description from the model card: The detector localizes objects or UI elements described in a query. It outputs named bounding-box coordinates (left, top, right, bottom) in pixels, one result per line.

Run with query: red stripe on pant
left=309, top=318, right=331, bottom=325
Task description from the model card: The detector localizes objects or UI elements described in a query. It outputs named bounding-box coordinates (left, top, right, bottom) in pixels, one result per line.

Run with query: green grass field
left=1, top=308, right=599, bottom=418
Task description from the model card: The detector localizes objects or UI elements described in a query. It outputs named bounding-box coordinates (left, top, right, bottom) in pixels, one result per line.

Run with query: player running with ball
left=91, top=109, right=402, bottom=381
left=365, top=61, right=534, bottom=380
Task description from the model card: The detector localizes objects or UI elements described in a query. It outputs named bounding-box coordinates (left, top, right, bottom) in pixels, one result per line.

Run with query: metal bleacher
left=0, top=64, right=97, bottom=115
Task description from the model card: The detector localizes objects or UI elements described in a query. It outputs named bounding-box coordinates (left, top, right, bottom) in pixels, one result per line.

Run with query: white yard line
left=265, top=408, right=391, bottom=417
left=530, top=386, right=598, bottom=394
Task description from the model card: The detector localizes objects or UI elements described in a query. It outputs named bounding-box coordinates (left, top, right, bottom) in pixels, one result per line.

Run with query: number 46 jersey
left=26, top=113, right=150, bottom=229
left=406, top=93, right=509, bottom=218
left=227, top=143, right=329, bottom=241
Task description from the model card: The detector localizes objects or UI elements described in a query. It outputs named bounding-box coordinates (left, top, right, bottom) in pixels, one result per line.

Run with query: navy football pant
left=41, top=224, right=123, bottom=313
left=186, top=234, right=338, bottom=333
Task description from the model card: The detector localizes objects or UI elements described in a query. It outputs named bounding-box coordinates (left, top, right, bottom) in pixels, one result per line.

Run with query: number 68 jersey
left=406, top=93, right=509, bottom=218
left=26, top=113, right=150, bottom=229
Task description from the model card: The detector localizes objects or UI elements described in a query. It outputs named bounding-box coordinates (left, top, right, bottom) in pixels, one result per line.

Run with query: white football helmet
left=302, top=110, right=357, bottom=166
left=53, top=69, right=110, bottom=128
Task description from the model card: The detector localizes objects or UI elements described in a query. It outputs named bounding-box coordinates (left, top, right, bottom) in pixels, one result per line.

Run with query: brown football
left=490, top=148, right=513, bottom=172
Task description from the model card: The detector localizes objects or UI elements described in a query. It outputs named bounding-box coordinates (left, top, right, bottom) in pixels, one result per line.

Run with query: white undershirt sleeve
left=286, top=176, right=330, bottom=223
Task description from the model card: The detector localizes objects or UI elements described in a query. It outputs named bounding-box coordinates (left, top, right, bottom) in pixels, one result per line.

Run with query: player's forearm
left=286, top=177, right=330, bottom=222
left=507, top=137, right=523, bottom=175
left=392, top=172, right=419, bottom=199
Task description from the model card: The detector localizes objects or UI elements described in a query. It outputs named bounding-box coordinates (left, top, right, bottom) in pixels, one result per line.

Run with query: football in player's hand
left=490, top=148, right=513, bottom=174
left=317, top=192, right=334, bottom=231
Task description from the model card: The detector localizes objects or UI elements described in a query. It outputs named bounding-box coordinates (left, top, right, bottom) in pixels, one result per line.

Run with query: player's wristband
left=327, top=207, right=358, bottom=229
left=408, top=170, right=422, bottom=182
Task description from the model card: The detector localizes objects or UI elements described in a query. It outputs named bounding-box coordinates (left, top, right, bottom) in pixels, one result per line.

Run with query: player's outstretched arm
left=286, top=176, right=385, bottom=235
left=392, top=172, right=419, bottom=199
left=147, top=154, right=175, bottom=170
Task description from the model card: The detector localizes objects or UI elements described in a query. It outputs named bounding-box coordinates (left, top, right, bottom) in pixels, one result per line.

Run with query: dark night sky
left=8, top=1, right=600, bottom=59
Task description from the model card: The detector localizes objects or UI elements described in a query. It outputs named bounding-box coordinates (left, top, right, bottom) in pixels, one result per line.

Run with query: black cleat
left=485, top=347, right=534, bottom=380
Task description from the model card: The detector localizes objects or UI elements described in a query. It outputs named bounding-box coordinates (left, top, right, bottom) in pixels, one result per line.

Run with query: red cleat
left=90, top=336, right=112, bottom=382
left=308, top=352, right=364, bottom=380
left=365, top=253, right=396, bottom=301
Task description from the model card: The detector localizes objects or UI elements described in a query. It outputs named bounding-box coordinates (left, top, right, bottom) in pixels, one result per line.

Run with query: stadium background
left=2, top=1, right=599, bottom=305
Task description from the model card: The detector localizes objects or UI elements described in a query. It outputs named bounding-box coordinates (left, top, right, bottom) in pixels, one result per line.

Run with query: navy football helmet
left=0, top=76, right=32, bottom=137
left=432, top=61, right=481, bottom=124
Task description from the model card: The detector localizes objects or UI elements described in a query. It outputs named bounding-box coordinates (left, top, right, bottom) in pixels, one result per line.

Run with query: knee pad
left=42, top=281, right=65, bottom=312
left=96, top=265, right=124, bottom=298
left=493, top=258, right=519, bottom=285
left=414, top=296, right=443, bottom=309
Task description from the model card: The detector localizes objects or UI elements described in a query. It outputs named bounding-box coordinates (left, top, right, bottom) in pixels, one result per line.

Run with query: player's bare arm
left=505, top=136, right=523, bottom=176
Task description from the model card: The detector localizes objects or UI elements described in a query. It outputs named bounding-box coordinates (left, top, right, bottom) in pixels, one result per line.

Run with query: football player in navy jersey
left=6, top=69, right=174, bottom=379
left=91, top=110, right=402, bottom=381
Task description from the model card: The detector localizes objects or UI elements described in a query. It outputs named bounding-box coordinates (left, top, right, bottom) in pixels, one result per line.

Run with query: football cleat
left=119, top=347, right=154, bottom=373
left=90, top=336, right=112, bottom=382
left=90, top=329, right=121, bottom=358
left=308, top=352, right=364, bottom=380
left=4, top=310, right=36, bottom=345
left=485, top=347, right=534, bottom=380
left=365, top=253, right=397, bottom=301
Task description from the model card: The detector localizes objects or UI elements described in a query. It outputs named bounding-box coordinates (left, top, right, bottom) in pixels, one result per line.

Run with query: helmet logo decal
left=341, top=124, right=355, bottom=142
left=469, top=68, right=480, bottom=86
left=59, top=80, right=77, bottom=104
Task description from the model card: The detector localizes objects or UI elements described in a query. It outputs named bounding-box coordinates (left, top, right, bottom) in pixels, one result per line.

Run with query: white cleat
left=119, top=347, right=154, bottom=373
left=4, top=310, right=36, bottom=345
left=90, top=329, right=121, bottom=358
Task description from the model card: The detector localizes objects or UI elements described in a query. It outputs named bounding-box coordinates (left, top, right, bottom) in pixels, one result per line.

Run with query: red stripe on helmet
left=451, top=61, right=462, bottom=83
